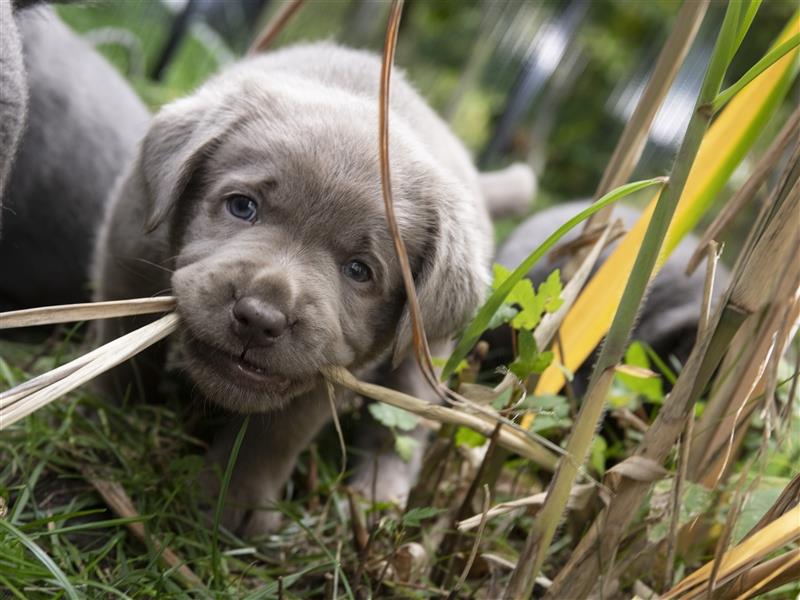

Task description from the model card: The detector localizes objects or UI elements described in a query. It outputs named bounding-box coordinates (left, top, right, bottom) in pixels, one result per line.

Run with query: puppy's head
left=140, top=74, right=489, bottom=412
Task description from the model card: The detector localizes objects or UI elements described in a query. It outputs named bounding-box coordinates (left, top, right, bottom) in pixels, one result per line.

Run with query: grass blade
left=712, top=33, right=800, bottom=113
left=211, top=415, right=250, bottom=584
left=247, top=0, right=305, bottom=54
left=441, top=176, right=667, bottom=380
left=0, top=518, right=80, bottom=600
left=504, top=3, right=750, bottom=595
left=534, top=13, right=800, bottom=396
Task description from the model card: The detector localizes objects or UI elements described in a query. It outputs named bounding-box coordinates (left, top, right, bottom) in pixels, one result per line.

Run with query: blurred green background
left=56, top=0, right=797, bottom=221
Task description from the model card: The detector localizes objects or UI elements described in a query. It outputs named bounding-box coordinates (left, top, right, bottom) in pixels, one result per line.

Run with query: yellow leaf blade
left=534, top=14, right=800, bottom=397
left=662, top=504, right=800, bottom=598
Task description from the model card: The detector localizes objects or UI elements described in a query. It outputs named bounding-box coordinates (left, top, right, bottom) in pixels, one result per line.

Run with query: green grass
left=0, top=334, right=452, bottom=598
left=2, top=330, right=798, bottom=598
left=56, top=2, right=222, bottom=109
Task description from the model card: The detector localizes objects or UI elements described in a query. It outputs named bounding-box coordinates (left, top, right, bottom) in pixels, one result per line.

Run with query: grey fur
left=94, top=42, right=499, bottom=536
left=0, top=0, right=28, bottom=211
left=479, top=162, right=536, bottom=218
left=0, top=7, right=149, bottom=309
left=492, top=200, right=729, bottom=393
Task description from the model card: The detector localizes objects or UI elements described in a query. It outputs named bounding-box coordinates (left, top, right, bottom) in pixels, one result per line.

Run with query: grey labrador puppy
left=0, top=6, right=149, bottom=309
left=94, top=42, right=530, bottom=536
left=489, top=200, right=729, bottom=394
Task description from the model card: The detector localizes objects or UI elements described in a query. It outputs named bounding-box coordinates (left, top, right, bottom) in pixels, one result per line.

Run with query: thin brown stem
left=247, top=0, right=305, bottom=55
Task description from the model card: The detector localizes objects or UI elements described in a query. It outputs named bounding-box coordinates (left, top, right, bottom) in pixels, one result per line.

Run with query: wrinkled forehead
left=202, top=110, right=432, bottom=255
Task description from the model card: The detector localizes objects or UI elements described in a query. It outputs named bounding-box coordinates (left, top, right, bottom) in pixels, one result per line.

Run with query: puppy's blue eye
left=226, top=195, right=258, bottom=222
left=343, top=260, right=372, bottom=283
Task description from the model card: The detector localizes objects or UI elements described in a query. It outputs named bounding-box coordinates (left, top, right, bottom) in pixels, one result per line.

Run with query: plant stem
left=503, top=2, right=750, bottom=597
left=712, top=33, right=800, bottom=113
left=442, top=177, right=666, bottom=380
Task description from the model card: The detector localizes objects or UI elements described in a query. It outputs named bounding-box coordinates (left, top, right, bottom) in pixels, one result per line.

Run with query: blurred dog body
left=490, top=200, right=729, bottom=393
left=93, top=42, right=532, bottom=536
left=0, top=6, right=149, bottom=310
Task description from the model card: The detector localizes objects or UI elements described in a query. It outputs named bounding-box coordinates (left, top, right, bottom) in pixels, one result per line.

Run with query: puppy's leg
left=349, top=356, right=437, bottom=506
left=203, top=387, right=333, bottom=538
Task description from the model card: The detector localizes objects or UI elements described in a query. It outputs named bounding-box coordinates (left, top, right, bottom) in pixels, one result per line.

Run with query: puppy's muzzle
left=231, top=296, right=290, bottom=346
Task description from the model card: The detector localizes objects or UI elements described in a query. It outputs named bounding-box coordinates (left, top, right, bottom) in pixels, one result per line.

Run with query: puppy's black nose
left=232, top=297, right=288, bottom=345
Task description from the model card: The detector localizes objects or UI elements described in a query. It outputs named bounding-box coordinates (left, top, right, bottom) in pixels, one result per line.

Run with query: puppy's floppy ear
left=139, top=95, right=237, bottom=231
left=391, top=184, right=491, bottom=367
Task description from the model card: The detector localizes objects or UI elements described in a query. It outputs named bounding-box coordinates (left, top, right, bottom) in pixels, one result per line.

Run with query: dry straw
left=0, top=300, right=178, bottom=429
left=0, top=298, right=559, bottom=469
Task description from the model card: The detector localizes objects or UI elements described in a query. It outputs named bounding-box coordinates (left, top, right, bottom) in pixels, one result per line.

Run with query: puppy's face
left=141, top=79, right=487, bottom=413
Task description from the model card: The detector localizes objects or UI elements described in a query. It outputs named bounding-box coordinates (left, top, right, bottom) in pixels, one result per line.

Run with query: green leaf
left=538, top=269, right=565, bottom=313
left=492, top=266, right=563, bottom=331
left=735, top=0, right=762, bottom=51
left=617, top=341, right=664, bottom=402
left=491, top=387, right=515, bottom=410
left=442, top=177, right=667, bottom=380
left=455, top=426, right=487, bottom=448
left=368, top=403, right=420, bottom=431
left=486, top=303, right=519, bottom=330
left=491, top=263, right=512, bottom=289
left=531, top=351, right=555, bottom=374
left=509, top=330, right=555, bottom=379
left=713, top=32, right=799, bottom=113
left=520, top=394, right=572, bottom=433
left=648, top=480, right=715, bottom=543
left=402, top=506, right=444, bottom=527
left=518, top=328, right=537, bottom=363
left=518, top=394, right=566, bottom=411
left=733, top=483, right=785, bottom=542
left=511, top=294, right=545, bottom=330
left=590, top=436, right=607, bottom=476
left=394, top=435, right=419, bottom=462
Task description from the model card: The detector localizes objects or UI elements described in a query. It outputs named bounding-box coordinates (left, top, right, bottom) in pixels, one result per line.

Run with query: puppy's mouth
left=186, top=337, right=294, bottom=392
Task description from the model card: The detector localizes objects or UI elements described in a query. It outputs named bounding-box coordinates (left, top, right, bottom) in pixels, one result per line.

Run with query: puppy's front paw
left=199, top=466, right=282, bottom=538
left=238, top=508, right=283, bottom=538
left=350, top=453, right=417, bottom=506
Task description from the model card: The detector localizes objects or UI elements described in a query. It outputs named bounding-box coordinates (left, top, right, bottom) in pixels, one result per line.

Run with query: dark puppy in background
left=93, top=42, right=533, bottom=537
left=0, top=3, right=149, bottom=310
left=0, top=0, right=27, bottom=208
left=488, top=200, right=729, bottom=393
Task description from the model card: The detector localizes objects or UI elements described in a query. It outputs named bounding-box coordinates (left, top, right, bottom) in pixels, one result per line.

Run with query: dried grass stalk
left=1, top=349, right=94, bottom=409
left=321, top=366, right=558, bottom=470
left=0, top=313, right=179, bottom=429
left=457, top=493, right=547, bottom=532
left=457, top=482, right=596, bottom=532
left=548, top=184, right=800, bottom=599
left=580, top=0, right=709, bottom=232
left=376, top=0, right=440, bottom=389
left=88, top=477, right=205, bottom=590
left=662, top=505, right=800, bottom=599
left=0, top=297, right=176, bottom=330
